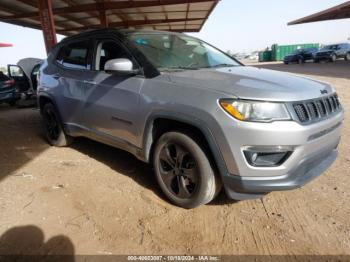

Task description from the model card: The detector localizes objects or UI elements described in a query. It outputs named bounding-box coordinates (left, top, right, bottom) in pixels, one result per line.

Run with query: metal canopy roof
left=288, top=1, right=350, bottom=25
left=0, top=0, right=219, bottom=35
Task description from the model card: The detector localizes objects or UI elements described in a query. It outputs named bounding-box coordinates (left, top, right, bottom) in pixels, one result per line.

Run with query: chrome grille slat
left=293, top=104, right=309, bottom=122
left=325, top=98, right=332, bottom=113
left=293, top=94, right=341, bottom=123
left=315, top=100, right=326, bottom=116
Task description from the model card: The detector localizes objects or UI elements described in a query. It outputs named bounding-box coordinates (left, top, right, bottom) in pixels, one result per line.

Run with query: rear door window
left=56, top=40, right=92, bottom=70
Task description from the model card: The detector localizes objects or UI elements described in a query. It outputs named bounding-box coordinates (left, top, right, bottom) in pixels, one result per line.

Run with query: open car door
left=7, top=64, right=30, bottom=94
left=7, top=58, right=43, bottom=97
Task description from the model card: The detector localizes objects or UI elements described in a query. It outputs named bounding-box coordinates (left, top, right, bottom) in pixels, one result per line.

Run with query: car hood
left=165, top=66, right=333, bottom=102
left=17, top=58, right=42, bottom=79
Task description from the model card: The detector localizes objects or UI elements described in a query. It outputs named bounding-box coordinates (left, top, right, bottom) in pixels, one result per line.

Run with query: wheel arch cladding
left=143, top=115, right=229, bottom=179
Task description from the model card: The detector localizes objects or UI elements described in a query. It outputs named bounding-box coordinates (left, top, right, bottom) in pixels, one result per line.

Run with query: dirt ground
left=0, top=60, right=349, bottom=257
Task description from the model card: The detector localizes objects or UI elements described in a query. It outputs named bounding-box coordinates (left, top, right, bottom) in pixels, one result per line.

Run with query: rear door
left=53, top=38, right=94, bottom=127
left=81, top=37, right=144, bottom=146
left=304, top=49, right=314, bottom=60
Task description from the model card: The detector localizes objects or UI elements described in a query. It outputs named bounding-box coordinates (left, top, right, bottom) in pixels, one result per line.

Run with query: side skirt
left=64, top=123, right=145, bottom=162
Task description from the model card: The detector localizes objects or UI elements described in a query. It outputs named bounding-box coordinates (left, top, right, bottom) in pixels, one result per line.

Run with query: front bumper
left=283, top=57, right=295, bottom=63
left=223, top=147, right=338, bottom=199
left=214, top=106, right=343, bottom=200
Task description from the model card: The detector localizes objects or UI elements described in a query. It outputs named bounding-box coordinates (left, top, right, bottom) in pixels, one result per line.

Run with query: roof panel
left=0, top=0, right=219, bottom=34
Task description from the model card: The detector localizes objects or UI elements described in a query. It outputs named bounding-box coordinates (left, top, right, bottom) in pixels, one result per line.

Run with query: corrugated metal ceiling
left=0, top=0, right=220, bottom=35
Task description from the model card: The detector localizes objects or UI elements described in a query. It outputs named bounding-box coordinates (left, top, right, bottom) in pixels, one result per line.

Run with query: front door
left=82, top=38, right=143, bottom=147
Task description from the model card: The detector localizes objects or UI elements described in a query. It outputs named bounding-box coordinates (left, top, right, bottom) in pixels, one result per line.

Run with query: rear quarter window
left=56, top=40, right=91, bottom=70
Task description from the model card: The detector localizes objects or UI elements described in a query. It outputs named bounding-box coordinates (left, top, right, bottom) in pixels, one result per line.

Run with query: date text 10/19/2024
left=127, top=256, right=220, bottom=261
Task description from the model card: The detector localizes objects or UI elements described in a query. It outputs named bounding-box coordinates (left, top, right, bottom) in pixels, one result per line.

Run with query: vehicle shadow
left=250, top=60, right=350, bottom=80
left=0, top=225, right=74, bottom=261
left=71, top=137, right=238, bottom=206
left=209, top=191, right=238, bottom=206
left=70, top=137, right=167, bottom=201
left=0, top=105, right=50, bottom=182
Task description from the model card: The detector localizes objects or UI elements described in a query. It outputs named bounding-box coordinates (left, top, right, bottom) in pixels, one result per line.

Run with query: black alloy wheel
left=44, top=106, right=60, bottom=142
left=158, top=143, right=198, bottom=199
left=153, top=132, right=221, bottom=208
left=42, top=103, right=73, bottom=147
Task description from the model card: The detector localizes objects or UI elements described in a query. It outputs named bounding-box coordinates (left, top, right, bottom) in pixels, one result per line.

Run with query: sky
left=1, top=0, right=350, bottom=67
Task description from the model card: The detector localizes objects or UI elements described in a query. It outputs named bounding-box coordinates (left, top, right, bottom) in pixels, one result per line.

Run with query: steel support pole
left=38, top=0, right=57, bottom=54
left=100, top=10, right=108, bottom=28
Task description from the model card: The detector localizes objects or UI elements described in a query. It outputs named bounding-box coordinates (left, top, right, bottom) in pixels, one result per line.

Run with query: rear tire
left=153, top=132, right=221, bottom=209
left=42, top=103, right=73, bottom=147
left=313, top=59, right=319, bottom=63
left=345, top=53, right=350, bottom=61
left=298, top=58, right=303, bottom=64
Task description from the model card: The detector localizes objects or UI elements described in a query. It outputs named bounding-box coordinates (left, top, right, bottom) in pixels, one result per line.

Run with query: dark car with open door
left=7, top=58, right=42, bottom=100
left=0, top=71, right=19, bottom=105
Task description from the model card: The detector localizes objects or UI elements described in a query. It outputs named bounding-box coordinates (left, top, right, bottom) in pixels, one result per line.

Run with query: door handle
left=52, top=73, right=60, bottom=80
left=83, top=80, right=97, bottom=85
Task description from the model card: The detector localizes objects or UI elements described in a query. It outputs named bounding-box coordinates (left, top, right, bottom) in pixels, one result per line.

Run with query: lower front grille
left=293, top=94, right=341, bottom=123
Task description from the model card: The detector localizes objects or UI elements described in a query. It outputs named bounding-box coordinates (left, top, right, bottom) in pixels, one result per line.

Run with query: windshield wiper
left=160, top=66, right=199, bottom=71
left=210, top=63, right=237, bottom=68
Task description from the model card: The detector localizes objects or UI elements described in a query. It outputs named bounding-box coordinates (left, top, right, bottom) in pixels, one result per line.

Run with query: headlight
left=219, top=99, right=291, bottom=122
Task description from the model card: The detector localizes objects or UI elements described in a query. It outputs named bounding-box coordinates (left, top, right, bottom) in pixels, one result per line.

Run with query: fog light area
left=244, top=149, right=292, bottom=167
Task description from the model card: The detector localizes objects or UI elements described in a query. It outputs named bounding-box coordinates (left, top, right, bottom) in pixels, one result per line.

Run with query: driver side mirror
left=104, top=58, right=140, bottom=75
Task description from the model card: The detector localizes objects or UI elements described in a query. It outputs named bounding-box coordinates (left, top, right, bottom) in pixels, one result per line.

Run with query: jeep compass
left=38, top=29, right=343, bottom=208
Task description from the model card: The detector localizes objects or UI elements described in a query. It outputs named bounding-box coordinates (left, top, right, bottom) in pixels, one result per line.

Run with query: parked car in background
left=314, top=43, right=350, bottom=62
left=283, top=47, right=318, bottom=64
left=0, top=71, right=19, bottom=105
left=38, top=29, right=343, bottom=208
left=7, top=58, right=42, bottom=99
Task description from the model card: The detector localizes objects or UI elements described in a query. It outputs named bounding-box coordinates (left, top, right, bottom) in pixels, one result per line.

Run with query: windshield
left=127, top=33, right=240, bottom=70
left=292, top=49, right=303, bottom=54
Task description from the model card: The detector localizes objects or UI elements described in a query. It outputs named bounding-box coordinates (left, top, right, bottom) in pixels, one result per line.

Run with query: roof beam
left=199, top=0, right=218, bottom=31
left=56, top=9, right=210, bottom=23
left=57, top=17, right=204, bottom=33
left=288, top=1, right=350, bottom=25
left=14, top=0, right=89, bottom=29
left=0, top=0, right=216, bottom=20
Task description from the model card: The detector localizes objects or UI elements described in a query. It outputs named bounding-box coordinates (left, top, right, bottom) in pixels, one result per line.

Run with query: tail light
left=4, top=79, right=15, bottom=85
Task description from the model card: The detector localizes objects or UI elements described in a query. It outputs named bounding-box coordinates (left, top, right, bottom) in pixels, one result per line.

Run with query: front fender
left=140, top=110, right=232, bottom=179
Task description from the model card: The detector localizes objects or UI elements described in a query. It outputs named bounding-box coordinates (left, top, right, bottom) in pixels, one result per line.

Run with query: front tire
left=330, top=54, right=337, bottom=62
left=42, top=103, right=73, bottom=147
left=153, top=132, right=220, bottom=209
left=8, top=100, right=17, bottom=106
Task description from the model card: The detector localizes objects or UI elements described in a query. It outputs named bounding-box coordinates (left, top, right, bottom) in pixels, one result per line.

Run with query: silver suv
left=38, top=29, right=343, bottom=208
